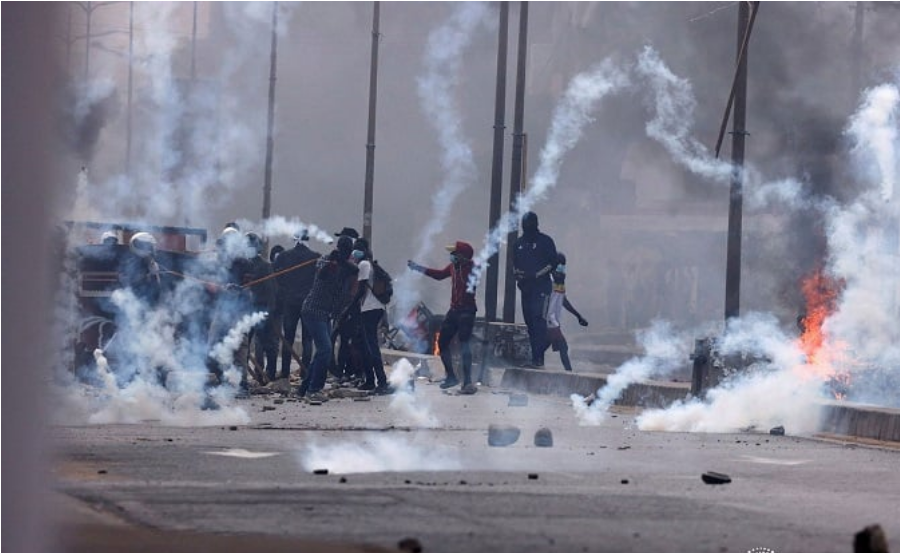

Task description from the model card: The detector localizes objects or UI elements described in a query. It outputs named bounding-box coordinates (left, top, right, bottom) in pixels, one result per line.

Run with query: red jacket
left=424, top=260, right=477, bottom=312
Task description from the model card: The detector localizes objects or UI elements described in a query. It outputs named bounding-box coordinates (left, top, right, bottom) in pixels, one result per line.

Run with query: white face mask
left=352, top=250, right=365, bottom=261
left=555, top=264, right=566, bottom=274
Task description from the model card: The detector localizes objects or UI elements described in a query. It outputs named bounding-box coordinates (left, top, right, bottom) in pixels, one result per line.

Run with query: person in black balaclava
left=512, top=211, right=558, bottom=368
left=296, top=235, right=358, bottom=402
left=273, top=231, right=321, bottom=380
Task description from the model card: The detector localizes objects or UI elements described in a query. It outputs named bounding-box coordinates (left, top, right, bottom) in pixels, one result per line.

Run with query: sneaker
left=307, top=391, right=329, bottom=403
left=458, top=383, right=477, bottom=395
left=439, top=377, right=460, bottom=389
left=357, top=382, right=376, bottom=392
left=374, top=384, right=395, bottom=396
left=520, top=361, right=544, bottom=370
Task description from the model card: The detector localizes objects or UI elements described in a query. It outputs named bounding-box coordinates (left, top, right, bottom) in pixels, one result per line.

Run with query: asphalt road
left=50, top=377, right=899, bottom=553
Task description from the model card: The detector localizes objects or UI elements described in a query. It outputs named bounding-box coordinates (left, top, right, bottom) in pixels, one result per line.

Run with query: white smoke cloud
left=238, top=215, right=334, bottom=245
left=571, top=320, right=692, bottom=426
left=388, top=358, right=440, bottom=428
left=469, top=59, right=630, bottom=291
left=846, top=83, right=899, bottom=203
left=298, top=433, right=463, bottom=475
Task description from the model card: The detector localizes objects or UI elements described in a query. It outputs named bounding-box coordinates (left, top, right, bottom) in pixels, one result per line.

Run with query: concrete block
left=488, top=424, right=520, bottom=447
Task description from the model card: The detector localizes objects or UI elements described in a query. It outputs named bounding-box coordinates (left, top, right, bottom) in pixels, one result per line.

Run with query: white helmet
left=130, top=232, right=157, bottom=257
left=100, top=230, right=118, bottom=245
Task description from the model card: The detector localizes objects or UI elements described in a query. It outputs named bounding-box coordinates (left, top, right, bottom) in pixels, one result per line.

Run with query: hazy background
left=46, top=1, right=900, bottom=337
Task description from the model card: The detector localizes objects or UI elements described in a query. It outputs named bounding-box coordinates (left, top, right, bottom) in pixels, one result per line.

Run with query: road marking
left=738, top=455, right=810, bottom=466
left=203, top=448, right=281, bottom=459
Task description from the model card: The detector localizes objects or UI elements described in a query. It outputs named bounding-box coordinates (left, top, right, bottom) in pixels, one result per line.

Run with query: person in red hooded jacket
left=408, top=240, right=478, bottom=394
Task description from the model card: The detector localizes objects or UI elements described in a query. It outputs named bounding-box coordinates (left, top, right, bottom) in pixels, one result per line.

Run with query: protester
left=337, top=237, right=393, bottom=394
left=408, top=240, right=478, bottom=394
left=273, top=230, right=321, bottom=380
left=513, top=211, right=558, bottom=368
left=296, top=236, right=358, bottom=402
left=333, top=227, right=364, bottom=383
left=546, top=252, right=589, bottom=372
left=242, top=232, right=278, bottom=382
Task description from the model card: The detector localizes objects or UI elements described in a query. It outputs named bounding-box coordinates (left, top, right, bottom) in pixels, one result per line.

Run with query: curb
left=499, top=367, right=690, bottom=409
left=498, top=367, right=900, bottom=443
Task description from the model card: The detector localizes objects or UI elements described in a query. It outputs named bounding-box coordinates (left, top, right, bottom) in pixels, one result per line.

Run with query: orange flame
left=796, top=267, right=847, bottom=383
left=432, top=331, right=441, bottom=356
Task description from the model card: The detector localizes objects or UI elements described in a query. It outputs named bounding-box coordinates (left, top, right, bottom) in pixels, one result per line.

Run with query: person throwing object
left=408, top=240, right=479, bottom=394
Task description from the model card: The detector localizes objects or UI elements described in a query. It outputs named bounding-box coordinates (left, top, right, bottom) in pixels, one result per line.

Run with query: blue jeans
left=298, top=313, right=332, bottom=395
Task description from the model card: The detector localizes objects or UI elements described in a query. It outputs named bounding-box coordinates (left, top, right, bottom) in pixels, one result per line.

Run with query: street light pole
left=261, top=2, right=278, bottom=222
left=485, top=1, right=509, bottom=323
left=363, top=1, right=381, bottom=245
left=126, top=0, right=133, bottom=176
left=502, top=1, right=528, bottom=324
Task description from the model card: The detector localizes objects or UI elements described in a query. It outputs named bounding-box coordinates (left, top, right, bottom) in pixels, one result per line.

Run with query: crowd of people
left=74, top=211, right=588, bottom=402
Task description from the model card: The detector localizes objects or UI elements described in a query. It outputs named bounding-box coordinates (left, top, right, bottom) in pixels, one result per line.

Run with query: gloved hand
left=407, top=260, right=425, bottom=273
left=578, top=317, right=589, bottom=327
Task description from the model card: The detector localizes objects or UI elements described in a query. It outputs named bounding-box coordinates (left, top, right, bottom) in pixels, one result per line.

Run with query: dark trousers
left=282, top=302, right=312, bottom=378
left=359, top=308, right=388, bottom=387
left=521, top=289, right=550, bottom=364
left=297, top=314, right=332, bottom=395
left=335, top=311, right=363, bottom=380
left=438, top=308, right=476, bottom=385
left=249, top=314, right=278, bottom=381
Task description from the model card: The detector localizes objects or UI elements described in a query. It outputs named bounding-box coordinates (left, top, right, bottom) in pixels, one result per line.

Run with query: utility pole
left=724, top=1, right=757, bottom=321
left=502, top=1, right=528, bottom=324
left=125, top=1, right=134, bottom=176
left=191, top=1, right=198, bottom=82
left=261, top=2, right=278, bottom=222
left=852, top=2, right=865, bottom=95
left=485, top=1, right=509, bottom=323
left=84, top=1, right=92, bottom=79
left=363, top=2, right=381, bottom=245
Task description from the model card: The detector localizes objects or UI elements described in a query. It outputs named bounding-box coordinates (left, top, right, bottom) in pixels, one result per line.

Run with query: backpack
left=368, top=260, right=393, bottom=305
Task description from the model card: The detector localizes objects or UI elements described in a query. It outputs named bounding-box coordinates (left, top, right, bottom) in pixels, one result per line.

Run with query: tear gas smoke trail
left=388, top=358, right=440, bottom=428
left=637, top=313, right=823, bottom=433
left=210, top=311, right=268, bottom=387
left=634, top=46, right=733, bottom=183
left=298, top=434, right=463, bottom=474
left=469, top=60, right=630, bottom=291
left=570, top=320, right=691, bottom=426
left=846, top=83, right=899, bottom=203
left=236, top=215, right=334, bottom=245
left=394, top=2, right=491, bottom=320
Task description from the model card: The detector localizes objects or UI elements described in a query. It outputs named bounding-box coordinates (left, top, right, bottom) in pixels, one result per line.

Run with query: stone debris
left=398, top=537, right=423, bottom=552
left=508, top=394, right=529, bottom=407
left=534, top=428, right=554, bottom=447
left=701, top=471, right=731, bottom=485
left=769, top=425, right=785, bottom=436
left=527, top=473, right=539, bottom=480
left=261, top=406, right=276, bottom=412
left=313, top=468, right=329, bottom=475
left=854, top=524, right=889, bottom=553
left=488, top=424, right=521, bottom=447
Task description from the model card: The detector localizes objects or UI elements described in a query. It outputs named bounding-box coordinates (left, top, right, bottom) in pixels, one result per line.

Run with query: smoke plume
left=394, top=2, right=491, bottom=320
left=469, top=59, right=630, bottom=291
